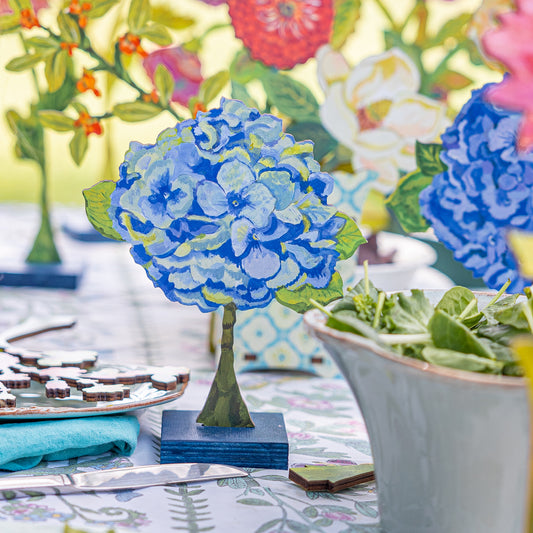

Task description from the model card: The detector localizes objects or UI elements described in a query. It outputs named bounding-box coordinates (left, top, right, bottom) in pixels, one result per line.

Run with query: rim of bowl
left=303, top=292, right=527, bottom=389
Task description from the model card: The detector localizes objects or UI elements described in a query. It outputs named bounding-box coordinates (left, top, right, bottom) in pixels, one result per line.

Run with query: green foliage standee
left=196, top=302, right=254, bottom=428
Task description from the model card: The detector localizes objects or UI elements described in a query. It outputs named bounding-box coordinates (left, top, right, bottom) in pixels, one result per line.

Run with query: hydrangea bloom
left=227, top=0, right=333, bottom=70
left=109, top=98, right=345, bottom=312
left=482, top=0, right=533, bottom=151
left=419, top=83, right=533, bottom=292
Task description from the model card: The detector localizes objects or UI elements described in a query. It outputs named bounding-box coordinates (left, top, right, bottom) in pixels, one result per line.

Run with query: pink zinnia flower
left=143, top=46, right=203, bottom=107
left=0, top=0, right=48, bottom=15
left=482, top=0, right=533, bottom=150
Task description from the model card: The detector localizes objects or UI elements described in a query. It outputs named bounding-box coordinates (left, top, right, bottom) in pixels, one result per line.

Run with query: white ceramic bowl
left=354, top=232, right=438, bottom=291
left=304, top=291, right=528, bottom=533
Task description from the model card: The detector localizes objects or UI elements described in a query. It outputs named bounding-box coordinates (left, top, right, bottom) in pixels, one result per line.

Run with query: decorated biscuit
left=37, top=366, right=87, bottom=385
left=150, top=366, right=190, bottom=390
left=35, top=350, right=98, bottom=369
left=45, top=379, right=71, bottom=399
left=0, top=383, right=16, bottom=408
left=82, top=383, right=131, bottom=402
left=0, top=370, right=31, bottom=389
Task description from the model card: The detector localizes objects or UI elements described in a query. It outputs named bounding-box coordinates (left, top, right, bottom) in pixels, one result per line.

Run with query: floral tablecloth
left=0, top=204, right=382, bottom=532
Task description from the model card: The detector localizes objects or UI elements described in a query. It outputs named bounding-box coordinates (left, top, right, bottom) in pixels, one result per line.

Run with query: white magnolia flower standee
left=317, top=46, right=448, bottom=194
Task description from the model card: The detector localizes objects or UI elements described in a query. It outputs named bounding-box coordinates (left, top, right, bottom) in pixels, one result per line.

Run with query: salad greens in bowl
left=304, top=266, right=531, bottom=533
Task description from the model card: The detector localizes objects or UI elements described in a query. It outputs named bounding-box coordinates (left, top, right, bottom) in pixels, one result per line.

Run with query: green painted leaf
left=415, top=141, right=446, bottom=176
left=69, top=128, right=88, bottom=166
left=151, top=6, right=194, bottom=29
left=113, top=101, right=162, bottom=122
left=58, top=12, right=80, bottom=43
left=432, top=69, right=473, bottom=91
left=237, top=498, right=273, bottom=506
left=38, top=110, right=75, bottom=131
left=335, top=212, right=365, bottom=260
left=256, top=519, right=283, bottom=533
left=83, top=181, right=123, bottom=241
left=26, top=36, right=59, bottom=51
left=230, top=49, right=270, bottom=84
left=6, top=110, right=44, bottom=164
left=128, top=0, right=150, bottom=33
left=199, top=70, right=230, bottom=106
left=385, top=170, right=431, bottom=233
left=154, top=63, right=174, bottom=107
left=6, top=53, right=47, bottom=72
left=331, top=0, right=361, bottom=49
left=0, top=14, right=20, bottom=34
left=276, top=271, right=343, bottom=314
left=138, top=23, right=172, bottom=46
left=262, top=72, right=320, bottom=122
left=88, top=0, right=121, bottom=18
left=44, top=50, right=68, bottom=93
left=285, top=121, right=338, bottom=160
left=231, top=81, right=259, bottom=109
left=427, top=13, right=471, bottom=48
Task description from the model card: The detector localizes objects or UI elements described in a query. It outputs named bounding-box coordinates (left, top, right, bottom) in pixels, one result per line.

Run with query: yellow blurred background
left=0, top=0, right=499, bottom=207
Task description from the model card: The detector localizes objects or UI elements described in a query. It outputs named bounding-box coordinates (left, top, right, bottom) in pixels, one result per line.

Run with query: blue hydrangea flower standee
left=84, top=99, right=363, bottom=427
left=419, top=84, right=533, bottom=293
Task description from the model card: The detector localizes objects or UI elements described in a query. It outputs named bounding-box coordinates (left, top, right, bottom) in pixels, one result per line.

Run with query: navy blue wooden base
left=160, top=410, right=289, bottom=470
left=0, top=262, right=83, bottom=290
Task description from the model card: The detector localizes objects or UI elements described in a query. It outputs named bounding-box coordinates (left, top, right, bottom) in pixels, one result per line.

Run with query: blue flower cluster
left=110, top=99, right=345, bottom=311
left=419, top=84, right=533, bottom=292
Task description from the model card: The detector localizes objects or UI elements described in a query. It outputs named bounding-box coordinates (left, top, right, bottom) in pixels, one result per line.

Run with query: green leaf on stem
left=331, top=0, right=361, bottom=49
left=199, top=70, right=230, bottom=106
left=128, top=0, right=150, bottom=33
left=5, top=110, right=44, bottom=165
left=89, top=0, right=121, bottom=18
left=230, top=81, right=259, bottom=109
left=57, top=12, right=81, bottom=43
left=262, top=72, right=320, bottom=122
left=415, top=141, right=446, bottom=176
left=25, top=36, right=59, bottom=51
left=44, top=50, right=68, bottom=92
left=83, top=181, right=124, bottom=241
left=276, top=272, right=344, bottom=314
left=0, top=14, right=20, bottom=34
left=154, top=63, right=174, bottom=107
left=335, top=212, right=366, bottom=260
left=6, top=53, right=47, bottom=72
left=385, top=169, right=431, bottom=233
left=151, top=6, right=194, bottom=29
left=229, top=49, right=270, bottom=84
left=432, top=69, right=473, bottom=92
left=113, top=101, right=162, bottom=121
left=138, top=23, right=172, bottom=46
left=38, top=110, right=75, bottom=131
left=69, top=128, right=88, bottom=166
left=285, top=121, right=338, bottom=160
left=426, top=13, right=471, bottom=48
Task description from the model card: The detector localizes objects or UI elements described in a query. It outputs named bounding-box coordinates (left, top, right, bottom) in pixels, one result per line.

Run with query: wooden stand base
left=0, top=261, right=83, bottom=290
left=160, top=410, right=289, bottom=470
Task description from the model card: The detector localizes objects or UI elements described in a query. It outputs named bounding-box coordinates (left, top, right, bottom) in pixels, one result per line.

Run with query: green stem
left=372, top=292, right=385, bottom=329
left=373, top=0, right=401, bottom=32
left=26, top=161, right=61, bottom=264
left=487, top=279, right=512, bottom=307
left=196, top=302, right=254, bottom=427
left=458, top=298, right=477, bottom=320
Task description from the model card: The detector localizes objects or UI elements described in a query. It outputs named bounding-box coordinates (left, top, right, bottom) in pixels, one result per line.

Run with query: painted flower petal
left=197, top=180, right=228, bottom=217
left=241, top=182, right=276, bottom=227
left=242, top=245, right=281, bottom=279
left=231, top=217, right=253, bottom=257
left=257, top=169, right=294, bottom=210
left=217, top=159, right=255, bottom=194
left=344, top=48, right=421, bottom=108
left=316, top=44, right=350, bottom=91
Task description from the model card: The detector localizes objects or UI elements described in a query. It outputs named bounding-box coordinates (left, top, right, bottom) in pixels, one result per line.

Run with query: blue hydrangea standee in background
left=419, top=84, right=533, bottom=292
left=84, top=98, right=363, bottom=427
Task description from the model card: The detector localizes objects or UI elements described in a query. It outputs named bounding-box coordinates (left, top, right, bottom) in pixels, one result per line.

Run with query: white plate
left=0, top=365, right=187, bottom=420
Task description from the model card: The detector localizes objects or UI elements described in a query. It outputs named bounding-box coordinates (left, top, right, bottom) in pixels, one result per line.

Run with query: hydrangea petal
left=197, top=180, right=228, bottom=217
left=242, top=245, right=281, bottom=279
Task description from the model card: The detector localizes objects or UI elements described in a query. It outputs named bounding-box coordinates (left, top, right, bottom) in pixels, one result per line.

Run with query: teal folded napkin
left=0, top=415, right=140, bottom=471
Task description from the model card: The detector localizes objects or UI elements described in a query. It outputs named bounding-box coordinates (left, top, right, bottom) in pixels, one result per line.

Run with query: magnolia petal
left=316, top=45, right=350, bottom=91
left=344, top=48, right=421, bottom=109
left=354, top=128, right=403, bottom=160
left=383, top=95, right=447, bottom=141
left=319, top=82, right=360, bottom=150
left=352, top=155, right=400, bottom=194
